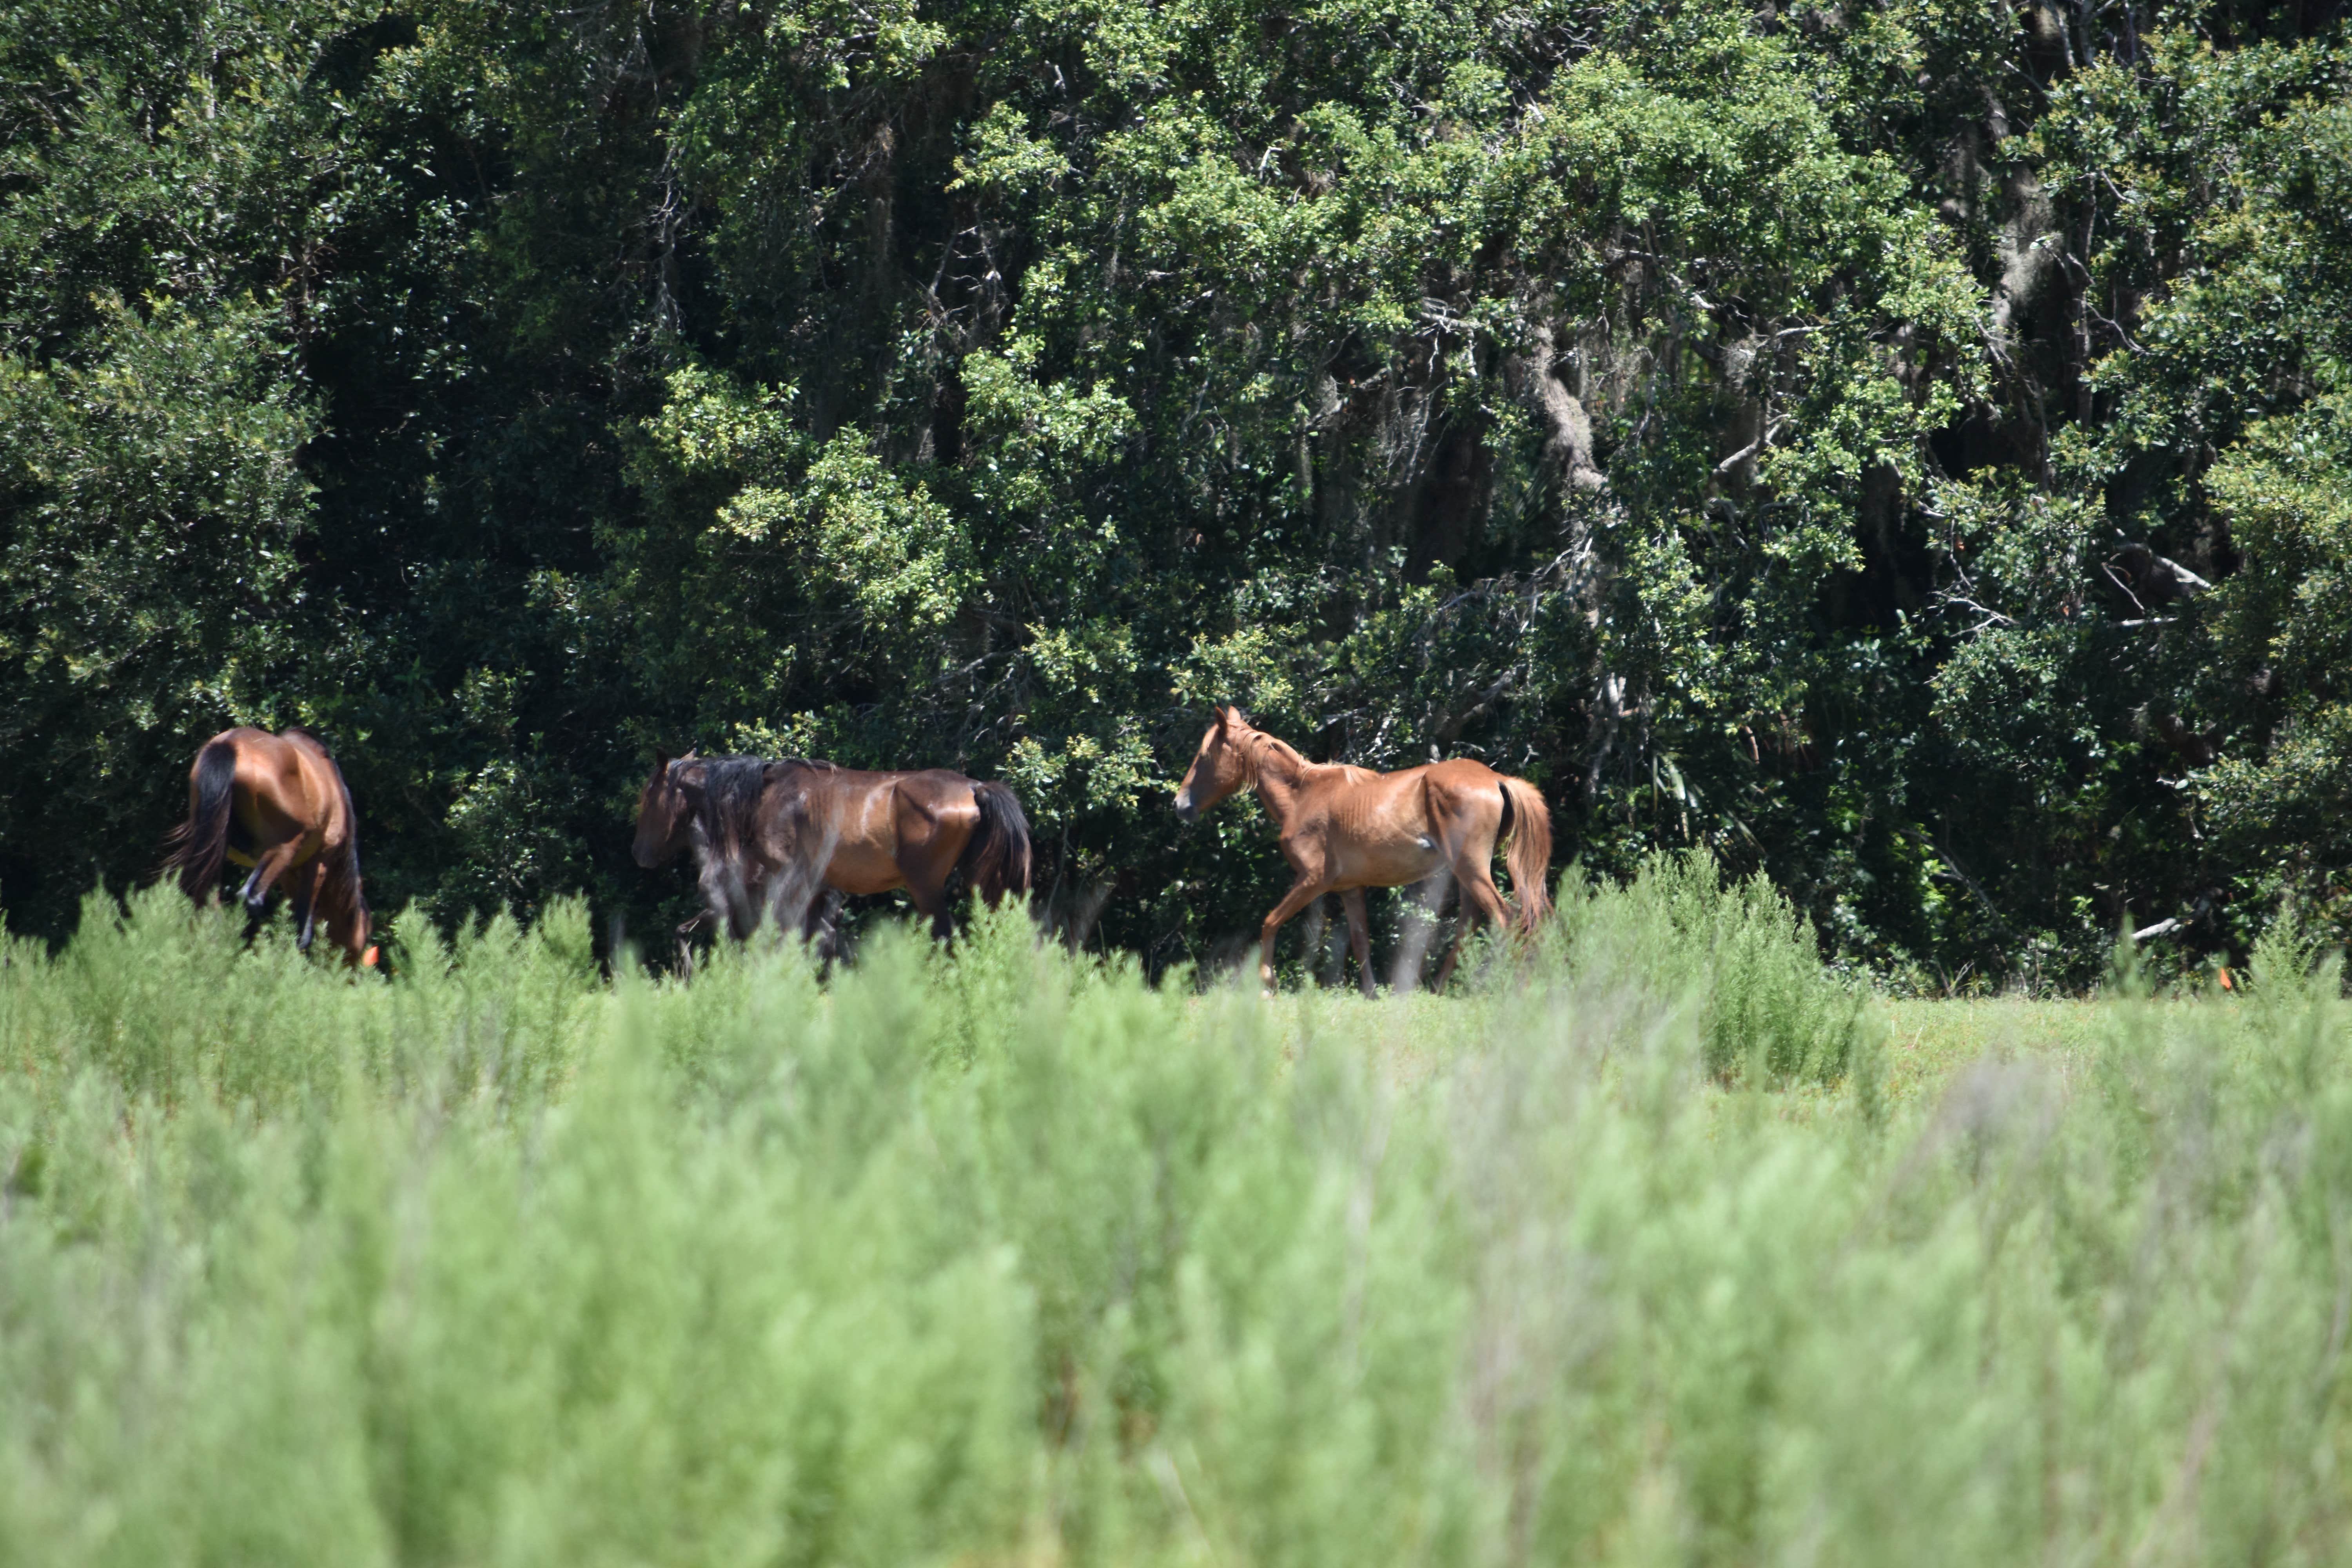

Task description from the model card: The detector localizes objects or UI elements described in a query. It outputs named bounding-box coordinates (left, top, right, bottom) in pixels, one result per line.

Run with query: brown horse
left=632, top=752, right=1033, bottom=947
left=1173, top=706, right=1552, bottom=994
left=160, top=726, right=376, bottom=967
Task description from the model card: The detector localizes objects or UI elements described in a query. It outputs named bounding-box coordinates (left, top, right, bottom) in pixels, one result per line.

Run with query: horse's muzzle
left=1172, top=790, right=1197, bottom=823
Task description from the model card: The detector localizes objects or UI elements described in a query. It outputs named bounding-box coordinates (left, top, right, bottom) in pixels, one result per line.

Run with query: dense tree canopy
left=1, top=0, right=2345, bottom=982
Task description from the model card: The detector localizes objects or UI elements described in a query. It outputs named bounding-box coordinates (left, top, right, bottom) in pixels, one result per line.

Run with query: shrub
left=1546, top=849, right=1872, bottom=1083
left=0, top=874, right=2346, bottom=1563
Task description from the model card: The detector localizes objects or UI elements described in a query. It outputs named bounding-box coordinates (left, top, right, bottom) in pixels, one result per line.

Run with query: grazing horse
left=160, top=726, right=376, bottom=967
left=632, top=752, right=1033, bottom=947
left=1173, top=706, right=1552, bottom=994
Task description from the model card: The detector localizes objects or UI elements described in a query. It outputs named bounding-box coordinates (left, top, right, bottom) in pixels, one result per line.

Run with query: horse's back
left=1323, top=758, right=1513, bottom=842
left=228, top=728, right=348, bottom=846
left=769, top=764, right=977, bottom=895
left=803, top=765, right=984, bottom=822
left=192, top=725, right=269, bottom=771
left=1312, top=760, right=1441, bottom=811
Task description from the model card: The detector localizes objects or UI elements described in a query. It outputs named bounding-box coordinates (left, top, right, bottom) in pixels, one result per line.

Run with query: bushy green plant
left=1546, top=848, right=1870, bottom=1083
left=1, top=878, right=2348, bottom=1564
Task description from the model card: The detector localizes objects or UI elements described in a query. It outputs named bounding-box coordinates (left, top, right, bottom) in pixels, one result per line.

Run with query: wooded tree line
left=2, top=0, right=2345, bottom=983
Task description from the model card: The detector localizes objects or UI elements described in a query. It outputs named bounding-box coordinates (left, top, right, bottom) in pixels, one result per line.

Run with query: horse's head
left=1173, top=706, right=1254, bottom=823
left=632, top=750, right=700, bottom=867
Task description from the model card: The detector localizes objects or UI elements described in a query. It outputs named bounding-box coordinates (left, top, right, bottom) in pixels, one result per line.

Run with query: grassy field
left=1, top=863, right=2347, bottom=1566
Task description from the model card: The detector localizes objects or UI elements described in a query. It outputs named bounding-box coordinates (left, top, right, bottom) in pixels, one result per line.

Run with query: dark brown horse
left=160, top=726, right=376, bottom=967
left=1174, top=706, right=1552, bottom=994
left=632, top=752, right=1032, bottom=947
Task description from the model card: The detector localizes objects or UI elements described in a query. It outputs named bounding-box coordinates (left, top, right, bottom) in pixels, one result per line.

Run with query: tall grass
left=0, top=880, right=2347, bottom=1564
left=1539, top=848, right=1870, bottom=1084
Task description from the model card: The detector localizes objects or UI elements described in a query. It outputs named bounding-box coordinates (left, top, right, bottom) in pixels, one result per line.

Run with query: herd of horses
left=159, top=706, right=1555, bottom=992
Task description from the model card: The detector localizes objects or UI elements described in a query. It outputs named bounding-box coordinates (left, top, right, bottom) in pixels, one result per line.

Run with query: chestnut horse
left=1173, top=706, right=1552, bottom=994
left=632, top=752, right=1032, bottom=947
left=160, top=726, right=376, bottom=966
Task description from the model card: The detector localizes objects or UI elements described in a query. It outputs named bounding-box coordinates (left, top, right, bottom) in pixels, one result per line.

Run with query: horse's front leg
left=761, top=853, right=836, bottom=952
left=1258, top=877, right=1332, bottom=995
left=800, top=888, right=846, bottom=970
left=730, top=867, right=766, bottom=941
left=696, top=846, right=757, bottom=942
left=291, top=859, right=323, bottom=953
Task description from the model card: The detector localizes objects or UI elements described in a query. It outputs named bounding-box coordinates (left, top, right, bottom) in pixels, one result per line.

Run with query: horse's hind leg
left=904, top=867, right=955, bottom=942
left=1434, top=858, right=1512, bottom=991
left=1341, top=889, right=1376, bottom=998
left=888, top=788, right=962, bottom=943
left=1391, top=872, right=1456, bottom=993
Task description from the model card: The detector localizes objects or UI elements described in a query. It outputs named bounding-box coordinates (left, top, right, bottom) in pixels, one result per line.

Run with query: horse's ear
left=653, top=748, right=670, bottom=771
left=681, top=748, right=699, bottom=762
left=1215, top=705, right=1233, bottom=730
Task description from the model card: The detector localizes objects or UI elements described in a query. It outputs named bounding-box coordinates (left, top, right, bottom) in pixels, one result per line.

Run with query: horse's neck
left=1243, top=731, right=1311, bottom=821
left=316, top=867, right=365, bottom=938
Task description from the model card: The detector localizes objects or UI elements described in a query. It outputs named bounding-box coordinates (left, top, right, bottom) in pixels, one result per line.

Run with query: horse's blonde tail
left=1497, top=777, right=1554, bottom=933
left=160, top=736, right=238, bottom=901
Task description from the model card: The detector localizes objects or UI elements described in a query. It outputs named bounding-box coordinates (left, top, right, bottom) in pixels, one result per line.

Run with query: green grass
left=0, top=877, right=2348, bottom=1566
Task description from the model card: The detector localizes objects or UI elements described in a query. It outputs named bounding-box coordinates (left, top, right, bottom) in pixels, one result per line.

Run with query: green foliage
left=0, top=296, right=318, bottom=919
left=4, top=891, right=2352, bottom=1560
left=2200, top=394, right=2352, bottom=921
left=1548, top=848, right=1872, bottom=1083
left=0, top=0, right=2347, bottom=983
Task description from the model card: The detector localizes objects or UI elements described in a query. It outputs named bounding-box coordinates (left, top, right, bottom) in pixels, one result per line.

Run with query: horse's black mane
left=687, top=757, right=771, bottom=844
left=678, top=753, right=847, bottom=848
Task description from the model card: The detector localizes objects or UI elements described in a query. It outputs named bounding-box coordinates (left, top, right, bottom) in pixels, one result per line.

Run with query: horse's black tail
left=961, top=781, right=1034, bottom=905
left=160, top=737, right=237, bottom=902
left=325, top=751, right=370, bottom=937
